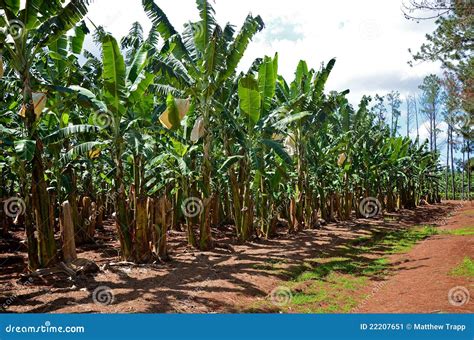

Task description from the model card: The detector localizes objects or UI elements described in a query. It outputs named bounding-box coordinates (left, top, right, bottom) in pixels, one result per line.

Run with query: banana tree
left=53, top=30, right=159, bottom=262
left=36, top=24, right=97, bottom=244
left=0, top=0, right=90, bottom=269
left=93, top=32, right=159, bottom=262
left=275, top=58, right=342, bottom=227
left=142, top=0, right=264, bottom=249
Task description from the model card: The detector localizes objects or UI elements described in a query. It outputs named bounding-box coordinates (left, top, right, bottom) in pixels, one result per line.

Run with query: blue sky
left=84, top=0, right=440, bottom=98
left=82, top=0, right=458, bottom=161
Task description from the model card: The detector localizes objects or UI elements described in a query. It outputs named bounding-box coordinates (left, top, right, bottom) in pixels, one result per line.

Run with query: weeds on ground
left=450, top=257, right=474, bottom=277
left=446, top=227, right=474, bottom=236
left=248, top=225, right=437, bottom=313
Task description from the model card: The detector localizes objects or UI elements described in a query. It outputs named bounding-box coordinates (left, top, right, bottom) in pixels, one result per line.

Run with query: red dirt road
left=357, top=201, right=474, bottom=313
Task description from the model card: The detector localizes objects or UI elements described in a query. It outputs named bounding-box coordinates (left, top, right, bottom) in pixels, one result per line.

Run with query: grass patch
left=450, top=257, right=474, bottom=277
left=294, top=257, right=389, bottom=282
left=248, top=225, right=438, bottom=313
left=383, top=226, right=438, bottom=253
left=290, top=273, right=366, bottom=313
left=252, top=258, right=287, bottom=271
left=446, top=227, right=474, bottom=236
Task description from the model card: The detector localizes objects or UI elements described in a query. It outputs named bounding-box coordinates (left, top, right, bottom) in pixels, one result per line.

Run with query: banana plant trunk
left=135, top=196, right=151, bottom=262
left=22, top=71, right=57, bottom=269
left=200, top=100, right=213, bottom=250
left=64, top=165, right=84, bottom=243
left=114, top=144, right=133, bottom=260
left=295, top=129, right=304, bottom=229
left=183, top=179, right=197, bottom=247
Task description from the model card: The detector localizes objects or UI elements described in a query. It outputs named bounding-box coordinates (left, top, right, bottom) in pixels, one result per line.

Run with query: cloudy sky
left=83, top=0, right=451, bottom=157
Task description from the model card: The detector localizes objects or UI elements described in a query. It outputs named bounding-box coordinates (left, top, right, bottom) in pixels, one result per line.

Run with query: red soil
left=0, top=201, right=472, bottom=313
left=357, top=201, right=473, bottom=313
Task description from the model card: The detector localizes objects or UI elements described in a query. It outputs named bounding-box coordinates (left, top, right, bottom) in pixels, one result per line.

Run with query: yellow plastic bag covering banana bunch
left=88, top=148, right=101, bottom=159
left=337, top=153, right=347, bottom=166
left=18, top=92, right=47, bottom=120
left=159, top=97, right=190, bottom=130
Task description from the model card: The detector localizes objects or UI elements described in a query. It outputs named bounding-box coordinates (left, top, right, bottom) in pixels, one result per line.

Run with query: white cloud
left=83, top=0, right=440, bottom=105
left=81, top=0, right=467, bottom=161
left=409, top=119, right=447, bottom=145
left=83, top=0, right=439, bottom=104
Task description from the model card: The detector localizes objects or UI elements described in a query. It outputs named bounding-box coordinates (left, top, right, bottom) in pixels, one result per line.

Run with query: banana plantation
left=0, top=0, right=472, bottom=315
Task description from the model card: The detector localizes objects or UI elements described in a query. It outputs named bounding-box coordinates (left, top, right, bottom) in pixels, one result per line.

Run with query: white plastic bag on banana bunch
left=190, top=116, right=205, bottom=142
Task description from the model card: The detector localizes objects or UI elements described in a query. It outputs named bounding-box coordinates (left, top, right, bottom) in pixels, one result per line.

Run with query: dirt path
left=0, top=201, right=471, bottom=313
left=358, top=201, right=474, bottom=313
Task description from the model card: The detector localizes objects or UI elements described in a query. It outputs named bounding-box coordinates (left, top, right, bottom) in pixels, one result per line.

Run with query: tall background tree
left=387, top=90, right=402, bottom=136
left=406, top=0, right=472, bottom=200
left=418, top=74, right=444, bottom=153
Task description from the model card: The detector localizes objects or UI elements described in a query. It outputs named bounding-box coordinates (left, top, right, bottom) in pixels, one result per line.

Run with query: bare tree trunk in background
left=446, top=131, right=450, bottom=200
left=429, top=109, right=434, bottom=152
left=414, top=96, right=419, bottom=144
left=462, top=139, right=465, bottom=200
left=406, top=98, right=410, bottom=137
left=468, top=140, right=471, bottom=201
left=433, top=101, right=437, bottom=153
left=450, top=126, right=456, bottom=200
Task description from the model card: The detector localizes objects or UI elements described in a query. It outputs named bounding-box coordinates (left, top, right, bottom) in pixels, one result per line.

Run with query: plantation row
left=0, top=0, right=468, bottom=271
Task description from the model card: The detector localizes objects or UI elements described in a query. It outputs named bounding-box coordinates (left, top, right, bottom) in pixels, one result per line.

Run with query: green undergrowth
left=450, top=257, right=474, bottom=277
left=445, top=226, right=474, bottom=236
left=246, top=225, right=438, bottom=313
